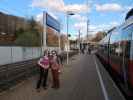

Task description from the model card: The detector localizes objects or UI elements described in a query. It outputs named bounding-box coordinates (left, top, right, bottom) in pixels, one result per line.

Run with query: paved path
left=0, top=54, right=125, bottom=100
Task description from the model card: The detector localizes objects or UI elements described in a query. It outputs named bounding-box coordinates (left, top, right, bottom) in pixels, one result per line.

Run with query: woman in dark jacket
left=51, top=51, right=61, bottom=89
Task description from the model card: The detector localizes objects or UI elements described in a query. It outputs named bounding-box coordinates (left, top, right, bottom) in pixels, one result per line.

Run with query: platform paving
left=0, top=54, right=126, bottom=100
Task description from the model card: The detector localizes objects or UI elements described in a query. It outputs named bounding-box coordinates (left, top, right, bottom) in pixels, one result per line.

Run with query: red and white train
left=97, top=8, right=133, bottom=97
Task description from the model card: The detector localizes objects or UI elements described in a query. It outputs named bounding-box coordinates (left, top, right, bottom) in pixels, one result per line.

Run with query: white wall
left=0, top=47, right=12, bottom=65
left=0, top=46, right=62, bottom=66
left=0, top=46, right=42, bottom=65
left=12, top=47, right=23, bottom=62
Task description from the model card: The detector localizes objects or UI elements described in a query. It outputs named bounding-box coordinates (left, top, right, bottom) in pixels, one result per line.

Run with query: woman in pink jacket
left=36, top=50, right=49, bottom=91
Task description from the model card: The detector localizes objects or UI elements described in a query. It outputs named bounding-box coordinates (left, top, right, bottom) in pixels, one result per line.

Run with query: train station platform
left=0, top=54, right=126, bottom=100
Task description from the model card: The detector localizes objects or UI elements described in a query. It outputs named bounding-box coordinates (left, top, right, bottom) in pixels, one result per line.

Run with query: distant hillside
left=0, top=12, right=43, bottom=46
left=0, top=12, right=28, bottom=35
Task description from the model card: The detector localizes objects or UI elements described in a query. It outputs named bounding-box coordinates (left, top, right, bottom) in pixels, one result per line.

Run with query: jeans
left=36, top=67, right=49, bottom=89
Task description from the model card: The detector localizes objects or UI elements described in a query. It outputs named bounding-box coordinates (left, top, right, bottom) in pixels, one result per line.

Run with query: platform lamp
left=66, top=11, right=75, bottom=64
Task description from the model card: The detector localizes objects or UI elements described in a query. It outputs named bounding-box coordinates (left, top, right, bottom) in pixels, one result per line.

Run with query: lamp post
left=66, top=11, right=75, bottom=64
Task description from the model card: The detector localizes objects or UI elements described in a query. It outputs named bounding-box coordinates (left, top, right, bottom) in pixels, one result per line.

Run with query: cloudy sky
left=0, top=0, right=132, bottom=39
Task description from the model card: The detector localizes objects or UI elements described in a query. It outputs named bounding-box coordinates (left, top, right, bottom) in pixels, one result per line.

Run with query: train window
left=110, top=28, right=122, bottom=44
left=110, top=43, right=122, bottom=56
left=103, top=33, right=111, bottom=54
left=122, top=24, right=133, bottom=59
left=122, top=24, right=133, bottom=41
left=127, top=24, right=133, bottom=60
left=109, top=28, right=123, bottom=57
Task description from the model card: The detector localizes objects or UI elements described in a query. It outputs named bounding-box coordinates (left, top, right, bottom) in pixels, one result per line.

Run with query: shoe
left=51, top=86, right=55, bottom=88
left=36, top=88, right=41, bottom=92
left=43, top=86, right=47, bottom=90
left=51, top=86, right=59, bottom=89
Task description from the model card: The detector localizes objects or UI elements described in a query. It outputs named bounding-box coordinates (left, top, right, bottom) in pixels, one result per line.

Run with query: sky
left=0, top=0, right=132, bottom=39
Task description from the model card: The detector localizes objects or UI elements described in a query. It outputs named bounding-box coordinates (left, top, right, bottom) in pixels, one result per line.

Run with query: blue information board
left=46, top=13, right=60, bottom=32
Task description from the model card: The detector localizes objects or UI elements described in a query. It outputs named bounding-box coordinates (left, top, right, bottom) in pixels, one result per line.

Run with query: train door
left=128, top=31, right=133, bottom=89
left=122, top=40, right=130, bottom=89
left=109, top=28, right=123, bottom=75
left=122, top=24, right=133, bottom=90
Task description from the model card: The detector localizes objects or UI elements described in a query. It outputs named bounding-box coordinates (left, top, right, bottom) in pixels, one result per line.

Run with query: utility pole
left=66, top=13, right=69, bottom=64
left=86, top=0, right=90, bottom=50
left=78, top=30, right=81, bottom=54
left=86, top=0, right=90, bottom=40
left=87, top=19, right=89, bottom=40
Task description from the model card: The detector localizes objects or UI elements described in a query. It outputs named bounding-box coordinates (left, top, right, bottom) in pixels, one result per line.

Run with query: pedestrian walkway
left=0, top=54, right=125, bottom=100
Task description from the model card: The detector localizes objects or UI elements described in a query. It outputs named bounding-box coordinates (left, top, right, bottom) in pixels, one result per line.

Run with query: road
left=0, top=54, right=125, bottom=100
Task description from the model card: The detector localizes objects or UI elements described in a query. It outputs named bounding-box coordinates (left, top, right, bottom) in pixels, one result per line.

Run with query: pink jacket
left=38, top=56, right=49, bottom=69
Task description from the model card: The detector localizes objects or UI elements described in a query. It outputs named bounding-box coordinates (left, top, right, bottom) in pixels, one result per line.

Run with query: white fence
left=0, top=46, right=42, bottom=65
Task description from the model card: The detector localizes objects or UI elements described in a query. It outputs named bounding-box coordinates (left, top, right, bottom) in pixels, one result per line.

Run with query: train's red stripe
left=109, top=61, right=121, bottom=75
left=129, top=60, right=133, bottom=88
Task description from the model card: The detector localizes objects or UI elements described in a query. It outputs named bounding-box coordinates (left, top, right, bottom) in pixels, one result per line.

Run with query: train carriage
left=97, top=8, right=133, bottom=97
